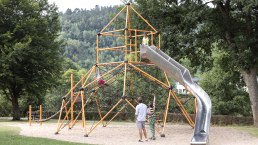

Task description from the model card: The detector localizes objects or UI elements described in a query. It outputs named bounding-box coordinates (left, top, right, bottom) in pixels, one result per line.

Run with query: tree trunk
left=11, top=96, right=21, bottom=120
left=241, top=66, right=258, bottom=127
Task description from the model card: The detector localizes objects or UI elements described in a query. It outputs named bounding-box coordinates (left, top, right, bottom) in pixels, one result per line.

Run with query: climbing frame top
left=96, top=3, right=160, bottom=64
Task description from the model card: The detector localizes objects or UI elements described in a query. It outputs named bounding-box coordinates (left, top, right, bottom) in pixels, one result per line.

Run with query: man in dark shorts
left=135, top=97, right=148, bottom=142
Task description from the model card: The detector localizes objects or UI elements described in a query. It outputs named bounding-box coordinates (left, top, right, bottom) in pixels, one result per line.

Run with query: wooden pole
left=100, top=33, right=124, bottom=37
left=163, top=72, right=170, bottom=85
left=100, top=29, right=124, bottom=34
left=98, top=45, right=126, bottom=51
left=135, top=29, right=138, bottom=62
left=130, top=6, right=157, bottom=32
left=96, top=35, right=99, bottom=63
left=85, top=99, right=123, bottom=136
left=128, top=63, right=169, bottom=89
left=170, top=90, right=194, bottom=127
left=130, top=35, right=132, bottom=62
left=83, top=63, right=124, bottom=88
left=55, top=99, right=64, bottom=133
left=105, top=104, right=127, bottom=126
left=125, top=5, right=129, bottom=28
left=151, top=32, right=154, bottom=46
left=158, top=34, right=161, bottom=49
left=100, top=6, right=127, bottom=32
left=62, top=66, right=94, bottom=99
left=81, top=75, right=86, bottom=128
left=81, top=90, right=86, bottom=128
left=95, top=97, right=105, bottom=126
left=29, top=105, right=32, bottom=126
left=63, top=99, right=71, bottom=129
left=125, top=99, right=136, bottom=110
left=70, top=66, right=124, bottom=131
left=129, top=29, right=153, bottom=32
left=82, top=65, right=96, bottom=87
left=71, top=71, right=124, bottom=128
left=40, top=104, right=42, bottom=126
left=128, top=4, right=131, bottom=29
left=94, top=65, right=104, bottom=126
left=123, top=63, right=127, bottom=96
left=70, top=93, right=94, bottom=129
left=161, top=71, right=171, bottom=135
left=194, top=97, right=197, bottom=120
left=124, top=29, right=128, bottom=61
left=127, top=5, right=132, bottom=62
left=71, top=73, right=74, bottom=124
left=162, top=91, right=171, bottom=134
left=56, top=93, right=81, bottom=133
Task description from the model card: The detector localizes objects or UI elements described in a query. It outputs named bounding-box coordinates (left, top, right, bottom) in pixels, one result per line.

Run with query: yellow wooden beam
left=29, top=105, right=32, bottom=126
left=123, top=63, right=127, bottom=96
left=70, top=73, right=74, bottom=124
left=100, top=29, right=124, bottom=34
left=63, top=66, right=95, bottom=98
left=98, top=45, right=126, bottom=51
left=170, top=90, right=194, bottom=127
left=162, top=91, right=171, bottom=134
left=128, top=63, right=169, bottom=89
left=130, top=6, right=157, bottom=32
left=85, top=99, right=123, bottom=136
left=100, top=6, right=127, bottom=32
left=40, top=104, right=42, bottom=126
left=83, top=63, right=124, bottom=88
left=105, top=103, right=128, bottom=126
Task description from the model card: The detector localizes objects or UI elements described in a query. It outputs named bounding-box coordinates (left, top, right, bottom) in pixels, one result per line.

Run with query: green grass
left=233, top=126, right=258, bottom=138
left=0, top=124, right=91, bottom=145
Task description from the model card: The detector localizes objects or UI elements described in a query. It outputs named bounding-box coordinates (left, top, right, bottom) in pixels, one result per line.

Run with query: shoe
left=145, top=139, right=148, bottom=141
left=152, top=137, right=156, bottom=140
left=138, top=140, right=143, bottom=142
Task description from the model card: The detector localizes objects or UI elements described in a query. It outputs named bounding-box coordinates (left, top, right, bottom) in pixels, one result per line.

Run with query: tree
left=209, top=0, right=258, bottom=126
left=133, top=0, right=258, bottom=125
left=200, top=49, right=251, bottom=116
left=0, top=0, right=63, bottom=120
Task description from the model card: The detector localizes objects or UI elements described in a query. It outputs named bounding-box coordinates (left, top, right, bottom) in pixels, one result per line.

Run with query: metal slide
left=140, top=45, right=212, bottom=145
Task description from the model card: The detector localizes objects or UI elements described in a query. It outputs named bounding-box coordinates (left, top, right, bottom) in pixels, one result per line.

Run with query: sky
left=48, top=0, right=124, bottom=12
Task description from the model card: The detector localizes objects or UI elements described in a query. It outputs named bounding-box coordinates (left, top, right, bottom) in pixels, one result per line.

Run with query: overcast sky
left=48, top=0, right=124, bottom=12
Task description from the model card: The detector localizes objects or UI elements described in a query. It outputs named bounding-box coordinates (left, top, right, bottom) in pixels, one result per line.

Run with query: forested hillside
left=59, top=6, right=119, bottom=69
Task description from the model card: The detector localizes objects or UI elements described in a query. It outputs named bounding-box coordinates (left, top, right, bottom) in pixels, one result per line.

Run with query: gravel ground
left=18, top=122, right=258, bottom=145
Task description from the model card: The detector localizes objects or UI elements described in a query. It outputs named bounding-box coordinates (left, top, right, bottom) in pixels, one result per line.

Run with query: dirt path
left=17, top=122, right=258, bottom=145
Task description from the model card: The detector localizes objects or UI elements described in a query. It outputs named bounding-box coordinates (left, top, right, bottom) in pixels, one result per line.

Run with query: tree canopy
left=133, top=0, right=258, bottom=125
left=0, top=0, right=63, bottom=120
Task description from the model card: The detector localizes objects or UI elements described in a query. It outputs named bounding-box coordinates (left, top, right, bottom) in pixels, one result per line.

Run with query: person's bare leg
left=139, top=129, right=143, bottom=140
left=143, top=128, right=148, bottom=140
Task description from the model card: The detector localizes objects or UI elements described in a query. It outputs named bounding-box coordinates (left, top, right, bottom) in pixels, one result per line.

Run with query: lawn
left=0, top=123, right=91, bottom=145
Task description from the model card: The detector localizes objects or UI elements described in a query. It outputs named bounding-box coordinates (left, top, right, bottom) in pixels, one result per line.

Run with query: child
left=96, top=68, right=105, bottom=86
left=147, top=101, right=156, bottom=140
left=142, top=32, right=149, bottom=45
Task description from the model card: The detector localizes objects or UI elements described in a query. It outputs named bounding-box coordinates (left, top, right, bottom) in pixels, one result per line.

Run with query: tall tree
left=0, top=0, right=63, bottom=120
left=133, top=0, right=258, bottom=125
left=210, top=0, right=258, bottom=126
left=200, top=49, right=250, bottom=116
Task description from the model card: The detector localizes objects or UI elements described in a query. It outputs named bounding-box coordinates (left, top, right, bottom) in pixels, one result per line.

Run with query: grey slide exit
left=140, top=45, right=212, bottom=145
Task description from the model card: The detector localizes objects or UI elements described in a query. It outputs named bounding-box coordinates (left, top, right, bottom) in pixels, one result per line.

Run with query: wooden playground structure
left=30, top=3, right=197, bottom=138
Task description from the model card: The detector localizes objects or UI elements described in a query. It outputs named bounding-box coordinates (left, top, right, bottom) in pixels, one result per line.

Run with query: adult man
left=135, top=97, right=148, bottom=142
